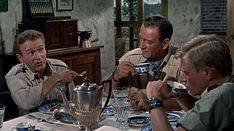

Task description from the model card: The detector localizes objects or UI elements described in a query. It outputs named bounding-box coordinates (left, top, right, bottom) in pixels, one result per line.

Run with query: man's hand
left=146, top=76, right=180, bottom=100
left=113, top=61, right=135, bottom=81
left=56, top=69, right=78, bottom=83
left=130, top=91, right=149, bottom=110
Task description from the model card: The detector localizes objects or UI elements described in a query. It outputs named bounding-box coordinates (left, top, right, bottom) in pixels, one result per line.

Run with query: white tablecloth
left=1, top=110, right=150, bottom=131
left=1, top=112, right=78, bottom=131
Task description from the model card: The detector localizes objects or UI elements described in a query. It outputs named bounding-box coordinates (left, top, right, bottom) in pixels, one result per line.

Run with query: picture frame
left=56, top=0, right=73, bottom=11
left=0, top=0, right=8, bottom=12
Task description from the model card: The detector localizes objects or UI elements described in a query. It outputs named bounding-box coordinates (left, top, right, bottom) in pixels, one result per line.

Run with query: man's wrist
left=148, top=97, right=164, bottom=111
left=112, top=70, right=119, bottom=82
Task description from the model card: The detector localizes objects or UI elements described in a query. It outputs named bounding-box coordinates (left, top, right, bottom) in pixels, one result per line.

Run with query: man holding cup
left=146, top=34, right=234, bottom=130
left=112, top=15, right=181, bottom=110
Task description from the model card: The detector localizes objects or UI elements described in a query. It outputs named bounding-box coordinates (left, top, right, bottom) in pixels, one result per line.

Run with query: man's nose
left=34, top=51, right=43, bottom=59
left=139, top=39, right=146, bottom=49
left=179, top=73, right=187, bottom=85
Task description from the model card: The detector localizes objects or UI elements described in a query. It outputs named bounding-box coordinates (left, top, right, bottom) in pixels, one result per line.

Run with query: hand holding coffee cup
left=113, top=61, right=135, bottom=82
left=167, top=81, right=187, bottom=93
left=130, top=63, right=150, bottom=89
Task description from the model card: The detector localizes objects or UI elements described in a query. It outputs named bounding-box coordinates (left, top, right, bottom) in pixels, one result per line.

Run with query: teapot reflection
left=57, top=73, right=112, bottom=130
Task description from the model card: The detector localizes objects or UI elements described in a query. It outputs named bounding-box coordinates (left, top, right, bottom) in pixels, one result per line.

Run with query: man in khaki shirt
left=5, top=30, right=78, bottom=115
left=112, top=15, right=180, bottom=110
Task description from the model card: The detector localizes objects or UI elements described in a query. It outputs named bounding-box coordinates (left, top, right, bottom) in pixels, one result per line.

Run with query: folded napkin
left=94, top=126, right=121, bottom=131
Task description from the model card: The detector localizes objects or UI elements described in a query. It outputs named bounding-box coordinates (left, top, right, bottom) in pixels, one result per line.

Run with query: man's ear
left=203, top=66, right=216, bottom=81
left=162, top=38, right=170, bottom=50
left=16, top=53, right=23, bottom=63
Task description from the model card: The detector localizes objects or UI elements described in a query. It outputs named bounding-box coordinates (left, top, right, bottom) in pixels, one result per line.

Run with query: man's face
left=179, top=57, right=208, bottom=96
left=139, top=25, right=166, bottom=60
left=16, top=39, right=47, bottom=74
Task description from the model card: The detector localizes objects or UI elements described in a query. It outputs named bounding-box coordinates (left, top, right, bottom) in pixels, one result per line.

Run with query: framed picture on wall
left=56, top=0, right=73, bottom=11
left=0, top=0, right=8, bottom=12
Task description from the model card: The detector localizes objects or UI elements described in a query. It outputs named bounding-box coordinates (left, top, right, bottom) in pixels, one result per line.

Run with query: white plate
left=141, top=111, right=183, bottom=131
left=128, top=116, right=151, bottom=127
left=141, top=122, right=177, bottom=131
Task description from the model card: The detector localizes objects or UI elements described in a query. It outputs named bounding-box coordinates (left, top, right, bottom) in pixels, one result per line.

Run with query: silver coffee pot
left=58, top=77, right=112, bottom=130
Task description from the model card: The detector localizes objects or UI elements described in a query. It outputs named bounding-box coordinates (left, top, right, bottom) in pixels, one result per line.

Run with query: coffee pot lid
left=77, top=80, right=97, bottom=91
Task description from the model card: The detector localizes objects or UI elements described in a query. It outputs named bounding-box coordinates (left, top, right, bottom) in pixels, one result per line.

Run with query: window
left=114, top=0, right=164, bottom=63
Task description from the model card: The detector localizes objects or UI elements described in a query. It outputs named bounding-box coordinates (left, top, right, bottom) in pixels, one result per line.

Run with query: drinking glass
left=112, top=87, right=131, bottom=129
left=112, top=100, right=130, bottom=130
left=112, top=86, right=130, bottom=101
left=0, top=104, right=5, bottom=128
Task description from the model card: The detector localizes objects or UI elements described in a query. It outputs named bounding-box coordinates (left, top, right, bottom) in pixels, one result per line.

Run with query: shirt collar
left=22, top=59, right=52, bottom=81
left=201, top=84, right=218, bottom=98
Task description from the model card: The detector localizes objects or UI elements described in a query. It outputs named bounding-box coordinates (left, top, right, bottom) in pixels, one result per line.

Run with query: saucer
left=128, top=116, right=151, bottom=127
left=38, top=102, right=63, bottom=113
left=141, top=124, right=152, bottom=131
left=167, top=111, right=182, bottom=122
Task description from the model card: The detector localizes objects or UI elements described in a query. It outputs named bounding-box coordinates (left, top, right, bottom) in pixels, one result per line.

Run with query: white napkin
left=94, top=126, right=121, bottom=131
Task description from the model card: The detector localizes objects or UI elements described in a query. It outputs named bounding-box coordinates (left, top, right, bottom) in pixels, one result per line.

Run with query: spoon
left=77, top=71, right=87, bottom=77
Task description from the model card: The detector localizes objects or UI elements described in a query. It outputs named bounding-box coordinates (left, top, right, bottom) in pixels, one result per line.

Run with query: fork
left=27, top=114, right=54, bottom=124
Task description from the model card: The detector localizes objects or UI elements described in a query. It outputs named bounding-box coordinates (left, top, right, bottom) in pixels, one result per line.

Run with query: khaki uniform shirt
left=178, top=76, right=234, bottom=130
left=5, top=58, right=75, bottom=115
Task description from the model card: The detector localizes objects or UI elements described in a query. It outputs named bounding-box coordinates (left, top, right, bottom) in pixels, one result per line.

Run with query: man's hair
left=175, top=34, right=232, bottom=76
left=143, top=15, right=173, bottom=42
left=15, top=30, right=45, bottom=54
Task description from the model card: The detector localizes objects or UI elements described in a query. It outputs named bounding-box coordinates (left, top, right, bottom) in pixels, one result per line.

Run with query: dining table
left=1, top=98, right=153, bottom=131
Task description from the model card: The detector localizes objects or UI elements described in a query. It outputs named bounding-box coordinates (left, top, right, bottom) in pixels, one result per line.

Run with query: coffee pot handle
left=100, top=79, right=112, bottom=114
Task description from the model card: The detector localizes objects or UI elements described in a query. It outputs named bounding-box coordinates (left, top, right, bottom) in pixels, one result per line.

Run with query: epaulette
left=47, top=58, right=68, bottom=68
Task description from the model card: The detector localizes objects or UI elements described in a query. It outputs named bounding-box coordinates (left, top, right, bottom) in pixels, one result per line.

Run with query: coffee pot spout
left=57, top=86, right=71, bottom=112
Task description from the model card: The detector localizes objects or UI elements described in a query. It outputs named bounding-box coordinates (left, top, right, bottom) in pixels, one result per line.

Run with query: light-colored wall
left=168, top=0, right=201, bottom=47
left=0, top=0, right=115, bottom=80
left=3, top=0, right=229, bottom=79
left=168, top=0, right=234, bottom=73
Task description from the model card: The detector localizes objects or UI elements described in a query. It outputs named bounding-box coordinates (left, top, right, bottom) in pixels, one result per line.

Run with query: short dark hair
left=143, top=15, right=173, bottom=42
left=15, top=30, right=45, bottom=54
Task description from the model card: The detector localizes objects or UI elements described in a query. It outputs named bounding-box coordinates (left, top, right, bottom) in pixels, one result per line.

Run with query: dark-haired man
left=112, top=15, right=181, bottom=110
